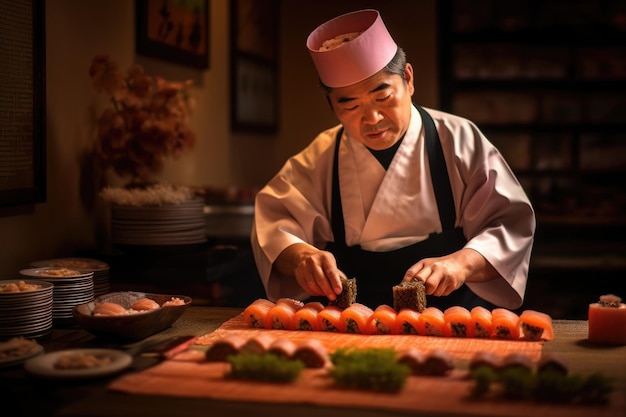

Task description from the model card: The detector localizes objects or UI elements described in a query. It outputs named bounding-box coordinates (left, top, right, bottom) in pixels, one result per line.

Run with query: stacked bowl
left=30, top=257, right=110, bottom=297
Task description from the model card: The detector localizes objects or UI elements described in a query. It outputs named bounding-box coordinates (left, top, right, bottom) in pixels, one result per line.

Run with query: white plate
left=0, top=343, right=44, bottom=368
left=24, top=348, right=132, bottom=378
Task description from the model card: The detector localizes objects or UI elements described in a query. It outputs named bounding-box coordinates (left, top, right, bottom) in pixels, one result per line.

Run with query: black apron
left=325, top=106, right=494, bottom=310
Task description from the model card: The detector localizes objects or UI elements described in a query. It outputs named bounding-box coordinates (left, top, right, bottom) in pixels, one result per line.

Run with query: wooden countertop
left=2, top=307, right=625, bottom=417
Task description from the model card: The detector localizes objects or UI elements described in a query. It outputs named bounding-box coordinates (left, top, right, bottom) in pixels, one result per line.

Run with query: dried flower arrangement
left=89, top=55, right=196, bottom=184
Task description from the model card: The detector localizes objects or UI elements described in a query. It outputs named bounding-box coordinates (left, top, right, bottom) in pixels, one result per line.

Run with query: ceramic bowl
left=72, top=291, right=192, bottom=341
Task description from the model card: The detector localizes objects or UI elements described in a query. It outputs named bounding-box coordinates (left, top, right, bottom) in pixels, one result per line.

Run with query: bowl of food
left=72, top=291, right=192, bottom=341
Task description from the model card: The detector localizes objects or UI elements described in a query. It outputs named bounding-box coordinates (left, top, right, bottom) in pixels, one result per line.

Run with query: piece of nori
left=392, top=280, right=427, bottom=312
left=328, top=277, right=357, bottom=309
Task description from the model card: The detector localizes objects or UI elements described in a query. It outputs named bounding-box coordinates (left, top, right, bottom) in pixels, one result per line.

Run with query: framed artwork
left=0, top=0, right=47, bottom=207
left=230, top=0, right=279, bottom=133
left=135, top=0, right=210, bottom=69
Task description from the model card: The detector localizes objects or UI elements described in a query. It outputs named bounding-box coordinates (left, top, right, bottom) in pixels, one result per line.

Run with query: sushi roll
left=417, top=307, right=450, bottom=337
left=293, top=339, right=330, bottom=368
left=340, top=303, right=374, bottom=334
left=395, top=308, right=421, bottom=335
left=470, top=306, right=493, bottom=338
left=367, top=304, right=398, bottom=335
left=293, top=301, right=324, bottom=331
left=265, top=298, right=303, bottom=330
left=317, top=305, right=343, bottom=332
left=393, top=280, right=427, bottom=312
left=243, top=298, right=275, bottom=329
left=205, top=334, right=247, bottom=362
left=396, top=348, right=425, bottom=375
left=268, top=337, right=298, bottom=359
left=518, top=309, right=553, bottom=341
left=328, top=276, right=357, bottom=309
left=491, top=308, right=520, bottom=339
left=444, top=306, right=473, bottom=337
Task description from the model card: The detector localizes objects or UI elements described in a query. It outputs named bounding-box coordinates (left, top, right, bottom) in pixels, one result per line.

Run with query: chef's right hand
left=275, top=243, right=344, bottom=301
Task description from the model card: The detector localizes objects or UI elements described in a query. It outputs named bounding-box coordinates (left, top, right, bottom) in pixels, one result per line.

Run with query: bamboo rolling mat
left=106, top=313, right=619, bottom=416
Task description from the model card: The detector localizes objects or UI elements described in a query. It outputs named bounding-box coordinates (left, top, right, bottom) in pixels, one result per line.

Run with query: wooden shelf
left=438, top=0, right=626, bottom=227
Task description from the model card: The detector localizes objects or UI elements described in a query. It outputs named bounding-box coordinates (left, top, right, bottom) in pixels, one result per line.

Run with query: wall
left=0, top=0, right=435, bottom=279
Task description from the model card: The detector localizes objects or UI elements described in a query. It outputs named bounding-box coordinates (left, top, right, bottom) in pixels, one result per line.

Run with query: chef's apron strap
left=331, top=127, right=346, bottom=248
left=416, top=106, right=457, bottom=232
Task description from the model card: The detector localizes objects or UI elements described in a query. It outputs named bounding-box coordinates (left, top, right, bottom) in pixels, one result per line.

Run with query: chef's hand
left=274, top=243, right=344, bottom=301
left=402, top=248, right=498, bottom=296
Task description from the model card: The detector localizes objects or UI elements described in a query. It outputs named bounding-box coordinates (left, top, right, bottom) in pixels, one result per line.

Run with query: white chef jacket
left=251, top=105, right=535, bottom=309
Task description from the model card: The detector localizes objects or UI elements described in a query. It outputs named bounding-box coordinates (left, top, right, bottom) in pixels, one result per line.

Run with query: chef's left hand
left=402, top=248, right=498, bottom=296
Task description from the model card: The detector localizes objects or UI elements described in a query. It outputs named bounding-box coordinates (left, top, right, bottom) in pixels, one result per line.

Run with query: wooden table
left=2, top=307, right=625, bottom=417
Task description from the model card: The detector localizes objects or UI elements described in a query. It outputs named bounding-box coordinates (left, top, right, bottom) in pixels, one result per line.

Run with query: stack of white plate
left=30, top=258, right=110, bottom=297
left=20, top=268, right=95, bottom=325
left=0, top=279, right=53, bottom=339
left=110, top=198, right=207, bottom=246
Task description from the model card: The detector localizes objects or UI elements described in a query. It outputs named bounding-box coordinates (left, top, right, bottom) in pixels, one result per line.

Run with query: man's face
left=327, top=63, right=415, bottom=151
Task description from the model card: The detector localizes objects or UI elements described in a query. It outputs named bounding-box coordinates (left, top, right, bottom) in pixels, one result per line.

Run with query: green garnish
left=329, top=348, right=411, bottom=392
left=226, top=353, right=305, bottom=383
left=469, top=365, right=614, bottom=405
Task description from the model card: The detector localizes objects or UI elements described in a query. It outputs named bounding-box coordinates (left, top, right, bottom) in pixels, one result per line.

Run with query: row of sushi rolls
left=242, top=297, right=553, bottom=341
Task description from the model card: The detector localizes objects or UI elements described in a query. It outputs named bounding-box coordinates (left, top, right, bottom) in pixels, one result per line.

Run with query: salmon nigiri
left=491, top=308, right=520, bottom=339
left=367, top=304, right=398, bottom=335
left=444, top=306, right=474, bottom=337
left=417, top=307, right=450, bottom=337
left=293, top=301, right=324, bottom=331
left=243, top=298, right=275, bottom=328
left=265, top=298, right=303, bottom=330
left=317, top=305, right=343, bottom=332
left=395, top=308, right=421, bottom=335
left=340, top=303, right=374, bottom=334
left=518, top=310, right=553, bottom=341
left=470, top=306, right=493, bottom=338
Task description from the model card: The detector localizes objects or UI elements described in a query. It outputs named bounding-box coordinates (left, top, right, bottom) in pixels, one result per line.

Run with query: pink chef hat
left=306, top=9, right=398, bottom=88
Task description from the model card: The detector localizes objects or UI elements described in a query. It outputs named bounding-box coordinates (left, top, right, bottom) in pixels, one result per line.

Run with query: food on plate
left=416, top=307, right=450, bottom=337
left=240, top=334, right=275, bottom=355
left=92, top=302, right=127, bottom=316
left=292, top=338, right=330, bottom=368
left=518, top=309, right=553, bottom=340
left=588, top=293, right=626, bottom=345
left=470, top=306, right=493, bottom=338
left=0, top=337, right=41, bottom=360
left=162, top=297, right=186, bottom=307
left=491, top=308, right=520, bottom=339
left=469, top=351, right=501, bottom=372
left=340, top=303, right=374, bottom=334
left=367, top=304, right=398, bottom=335
left=0, top=280, right=41, bottom=293
left=205, top=334, right=247, bottom=362
left=421, top=348, right=454, bottom=376
left=394, top=308, right=421, bottom=335
left=328, top=276, right=357, bottom=309
left=392, top=280, right=426, bottom=312
left=131, top=298, right=160, bottom=312
left=330, top=347, right=411, bottom=392
left=317, top=305, right=343, bottom=332
left=395, top=348, right=425, bottom=375
left=38, top=268, right=82, bottom=277
left=444, top=306, right=474, bottom=337
left=265, top=298, right=303, bottom=330
left=268, top=338, right=298, bottom=359
left=242, top=298, right=275, bottom=328
left=54, top=352, right=112, bottom=369
left=293, top=301, right=324, bottom=331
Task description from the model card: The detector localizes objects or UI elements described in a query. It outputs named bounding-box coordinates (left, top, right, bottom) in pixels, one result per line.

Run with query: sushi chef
left=250, top=9, right=535, bottom=310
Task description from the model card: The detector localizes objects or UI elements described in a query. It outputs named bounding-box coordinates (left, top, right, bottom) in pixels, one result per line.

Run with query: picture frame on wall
left=230, top=0, right=279, bottom=133
left=135, top=0, right=210, bottom=70
left=0, top=0, right=47, bottom=207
